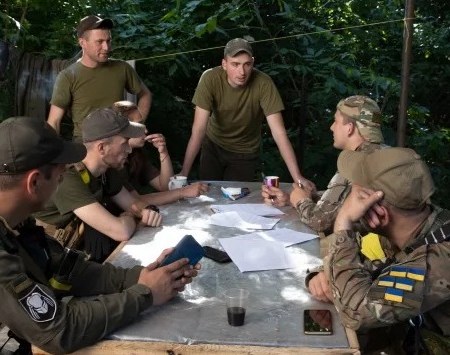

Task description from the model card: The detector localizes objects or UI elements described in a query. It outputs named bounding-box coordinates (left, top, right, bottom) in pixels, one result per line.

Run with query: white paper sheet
left=208, top=211, right=280, bottom=230
left=210, top=203, right=284, bottom=216
left=232, top=228, right=318, bottom=247
left=219, top=237, right=295, bottom=272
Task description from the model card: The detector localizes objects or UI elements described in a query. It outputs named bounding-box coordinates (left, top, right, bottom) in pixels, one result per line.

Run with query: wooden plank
left=33, top=340, right=360, bottom=355
left=103, top=240, right=127, bottom=264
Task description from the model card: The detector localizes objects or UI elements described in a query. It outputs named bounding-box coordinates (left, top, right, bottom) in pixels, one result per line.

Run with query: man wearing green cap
left=47, top=15, right=152, bottom=139
left=262, top=95, right=385, bottom=233
left=36, top=108, right=163, bottom=263
left=0, top=116, right=199, bottom=354
left=180, top=38, right=313, bottom=187
left=307, top=147, right=450, bottom=353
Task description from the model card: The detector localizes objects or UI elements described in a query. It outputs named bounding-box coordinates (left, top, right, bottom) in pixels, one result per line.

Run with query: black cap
left=0, top=117, right=87, bottom=174
left=76, top=15, right=113, bottom=38
left=82, top=108, right=145, bottom=143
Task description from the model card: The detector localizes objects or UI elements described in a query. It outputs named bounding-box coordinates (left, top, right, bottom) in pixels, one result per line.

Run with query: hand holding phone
left=160, top=235, right=204, bottom=266
left=304, top=309, right=333, bottom=335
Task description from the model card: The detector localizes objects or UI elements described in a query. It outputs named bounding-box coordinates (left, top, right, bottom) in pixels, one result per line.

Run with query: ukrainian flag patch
left=395, top=277, right=414, bottom=291
left=389, top=266, right=407, bottom=277
left=384, top=287, right=404, bottom=302
left=378, top=276, right=395, bottom=287
left=407, top=268, right=425, bottom=281
left=379, top=266, right=426, bottom=303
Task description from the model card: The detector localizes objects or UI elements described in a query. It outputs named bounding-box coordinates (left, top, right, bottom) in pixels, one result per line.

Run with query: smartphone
left=203, top=246, right=232, bottom=263
left=303, top=309, right=333, bottom=335
left=160, top=235, right=205, bottom=266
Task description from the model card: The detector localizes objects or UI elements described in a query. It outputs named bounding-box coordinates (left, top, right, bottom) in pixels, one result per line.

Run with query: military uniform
left=0, top=216, right=152, bottom=354
left=324, top=206, right=450, bottom=343
left=295, top=141, right=382, bottom=233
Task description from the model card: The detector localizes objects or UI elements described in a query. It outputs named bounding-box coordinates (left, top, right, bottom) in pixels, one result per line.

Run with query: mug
left=168, top=176, right=188, bottom=190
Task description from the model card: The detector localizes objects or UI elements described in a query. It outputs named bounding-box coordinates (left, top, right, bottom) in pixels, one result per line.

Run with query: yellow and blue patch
left=376, top=266, right=425, bottom=304
left=395, top=277, right=414, bottom=291
left=406, top=268, right=425, bottom=281
left=384, top=287, right=403, bottom=302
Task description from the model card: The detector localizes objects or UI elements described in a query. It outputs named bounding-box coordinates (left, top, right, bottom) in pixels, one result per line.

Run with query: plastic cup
left=224, top=288, right=249, bottom=326
left=264, top=176, right=279, bottom=188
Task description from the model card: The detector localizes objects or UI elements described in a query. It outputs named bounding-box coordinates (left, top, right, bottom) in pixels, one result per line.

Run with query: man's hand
left=146, top=133, right=168, bottom=155
left=138, top=249, right=200, bottom=305
left=289, top=182, right=313, bottom=207
left=180, top=183, right=209, bottom=198
left=131, top=203, right=162, bottom=227
left=308, top=271, right=333, bottom=303
left=334, top=185, right=384, bottom=232
left=297, top=177, right=316, bottom=194
left=261, top=185, right=288, bottom=207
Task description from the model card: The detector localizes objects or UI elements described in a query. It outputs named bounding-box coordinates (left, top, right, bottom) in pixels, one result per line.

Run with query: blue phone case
left=160, top=235, right=205, bottom=266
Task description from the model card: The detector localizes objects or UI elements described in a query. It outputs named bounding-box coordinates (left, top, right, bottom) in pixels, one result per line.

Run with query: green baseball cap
left=337, top=95, right=384, bottom=143
left=82, top=108, right=145, bottom=143
left=0, top=117, right=86, bottom=174
left=338, top=147, right=435, bottom=209
left=224, top=38, right=253, bottom=57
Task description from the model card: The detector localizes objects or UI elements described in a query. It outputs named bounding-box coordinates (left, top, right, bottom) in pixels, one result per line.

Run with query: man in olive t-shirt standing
left=180, top=38, right=313, bottom=187
left=47, top=15, right=152, bottom=139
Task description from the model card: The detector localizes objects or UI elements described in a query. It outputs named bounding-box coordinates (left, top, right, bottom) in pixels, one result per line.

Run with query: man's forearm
left=137, top=87, right=152, bottom=121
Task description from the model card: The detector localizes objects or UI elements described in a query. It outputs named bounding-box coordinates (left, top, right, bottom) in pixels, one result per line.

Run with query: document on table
left=219, top=237, right=295, bottom=272
left=209, top=211, right=280, bottom=230
left=210, top=203, right=284, bottom=216
left=233, top=228, right=318, bottom=247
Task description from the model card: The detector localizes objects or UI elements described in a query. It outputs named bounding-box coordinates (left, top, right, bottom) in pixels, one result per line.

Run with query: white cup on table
left=168, top=175, right=188, bottom=190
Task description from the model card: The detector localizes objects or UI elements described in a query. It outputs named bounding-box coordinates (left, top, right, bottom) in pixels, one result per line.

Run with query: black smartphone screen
left=203, top=246, right=232, bottom=263
left=303, top=309, right=333, bottom=335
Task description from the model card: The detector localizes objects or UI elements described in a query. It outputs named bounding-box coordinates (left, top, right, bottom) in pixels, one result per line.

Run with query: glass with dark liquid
left=224, top=288, right=249, bottom=326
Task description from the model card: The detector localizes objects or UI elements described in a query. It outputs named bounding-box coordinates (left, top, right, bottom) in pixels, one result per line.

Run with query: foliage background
left=1, top=0, right=449, bottom=208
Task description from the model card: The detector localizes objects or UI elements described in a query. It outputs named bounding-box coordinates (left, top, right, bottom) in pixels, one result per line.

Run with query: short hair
left=0, top=164, right=56, bottom=191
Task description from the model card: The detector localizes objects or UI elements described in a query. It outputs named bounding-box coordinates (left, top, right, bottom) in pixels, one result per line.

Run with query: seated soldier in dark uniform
left=0, top=116, right=199, bottom=354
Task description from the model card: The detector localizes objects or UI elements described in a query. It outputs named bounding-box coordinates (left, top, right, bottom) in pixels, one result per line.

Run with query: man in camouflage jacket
left=307, top=147, right=450, bottom=353
left=262, top=95, right=385, bottom=233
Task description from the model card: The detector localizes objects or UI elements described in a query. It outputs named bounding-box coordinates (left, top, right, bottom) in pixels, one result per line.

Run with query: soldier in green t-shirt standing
left=180, top=38, right=314, bottom=188
left=47, top=15, right=152, bottom=139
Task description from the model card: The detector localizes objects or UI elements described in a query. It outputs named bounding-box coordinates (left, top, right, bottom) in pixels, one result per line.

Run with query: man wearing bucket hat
left=308, top=147, right=450, bottom=353
left=262, top=95, right=385, bottom=233
left=47, top=15, right=152, bottom=139
left=0, top=116, right=199, bottom=354
left=180, top=38, right=313, bottom=187
left=36, top=108, right=163, bottom=263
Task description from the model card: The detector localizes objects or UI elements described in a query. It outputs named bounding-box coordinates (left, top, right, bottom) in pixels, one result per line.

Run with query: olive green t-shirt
left=51, top=59, right=143, bottom=138
left=192, top=66, right=284, bottom=154
left=34, top=167, right=124, bottom=227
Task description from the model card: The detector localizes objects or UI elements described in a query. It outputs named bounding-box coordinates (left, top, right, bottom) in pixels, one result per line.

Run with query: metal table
left=36, top=181, right=359, bottom=354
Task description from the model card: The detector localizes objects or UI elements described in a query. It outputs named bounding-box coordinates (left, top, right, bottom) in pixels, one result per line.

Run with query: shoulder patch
left=19, top=285, right=57, bottom=322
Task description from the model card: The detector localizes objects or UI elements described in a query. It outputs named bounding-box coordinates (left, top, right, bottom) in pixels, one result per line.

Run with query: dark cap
left=338, top=147, right=435, bottom=209
left=82, top=108, right=145, bottom=143
left=76, top=15, right=113, bottom=38
left=224, top=38, right=253, bottom=57
left=0, top=117, right=86, bottom=174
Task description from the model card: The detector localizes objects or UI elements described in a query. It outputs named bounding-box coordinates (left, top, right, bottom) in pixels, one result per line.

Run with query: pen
left=261, top=172, right=266, bottom=183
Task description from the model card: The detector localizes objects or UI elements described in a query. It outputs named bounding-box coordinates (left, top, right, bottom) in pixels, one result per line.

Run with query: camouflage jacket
left=295, top=141, right=381, bottom=233
left=324, top=205, right=450, bottom=336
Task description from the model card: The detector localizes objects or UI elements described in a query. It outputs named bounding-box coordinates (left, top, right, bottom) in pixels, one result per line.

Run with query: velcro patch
left=19, top=285, right=57, bottom=322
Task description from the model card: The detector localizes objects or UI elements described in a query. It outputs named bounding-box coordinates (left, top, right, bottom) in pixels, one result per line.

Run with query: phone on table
left=303, top=309, right=333, bottom=335
left=160, top=235, right=204, bottom=266
left=203, top=246, right=232, bottom=263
